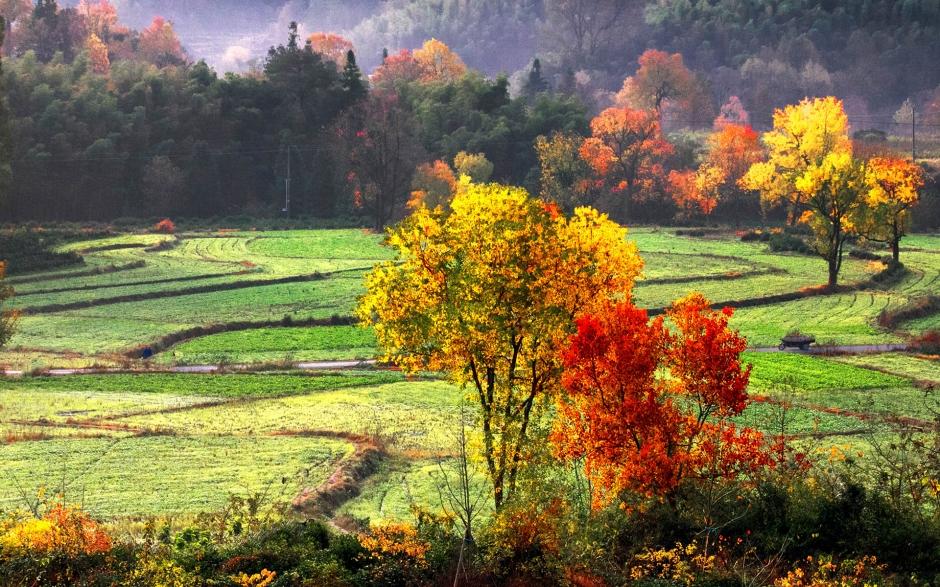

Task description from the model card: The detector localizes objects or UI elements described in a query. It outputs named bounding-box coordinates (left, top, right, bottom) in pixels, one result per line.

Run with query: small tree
left=861, top=156, right=924, bottom=262
left=0, top=262, right=17, bottom=349
left=359, top=182, right=642, bottom=508
left=551, top=294, right=769, bottom=508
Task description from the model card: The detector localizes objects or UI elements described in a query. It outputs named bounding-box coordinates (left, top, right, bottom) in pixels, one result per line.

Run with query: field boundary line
left=18, top=271, right=336, bottom=315
left=284, top=429, right=386, bottom=518
left=16, top=270, right=256, bottom=297
left=5, top=261, right=147, bottom=286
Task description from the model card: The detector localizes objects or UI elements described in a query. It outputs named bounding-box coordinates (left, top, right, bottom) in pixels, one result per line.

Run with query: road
left=0, top=344, right=913, bottom=377
left=0, top=359, right=379, bottom=377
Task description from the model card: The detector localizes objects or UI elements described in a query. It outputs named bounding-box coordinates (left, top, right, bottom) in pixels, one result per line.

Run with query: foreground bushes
left=4, top=464, right=938, bottom=586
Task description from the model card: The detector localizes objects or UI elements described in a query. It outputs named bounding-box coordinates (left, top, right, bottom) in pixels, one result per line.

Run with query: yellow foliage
left=413, top=38, right=467, bottom=83
left=359, top=523, right=430, bottom=566
left=122, top=555, right=200, bottom=587
left=358, top=181, right=641, bottom=504
left=0, top=501, right=111, bottom=556
left=232, top=568, right=277, bottom=587
left=774, top=555, right=885, bottom=587
left=629, top=542, right=717, bottom=586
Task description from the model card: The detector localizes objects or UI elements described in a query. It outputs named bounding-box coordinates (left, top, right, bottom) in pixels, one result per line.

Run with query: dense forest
left=1, top=0, right=940, bottom=223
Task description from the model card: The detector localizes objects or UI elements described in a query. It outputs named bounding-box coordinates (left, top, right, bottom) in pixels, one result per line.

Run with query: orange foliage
left=580, top=107, right=673, bottom=210
left=153, top=218, right=175, bottom=233
left=76, top=0, right=119, bottom=39
left=307, top=32, right=353, bottom=66
left=370, top=49, right=423, bottom=88
left=408, top=159, right=458, bottom=210
left=0, top=502, right=112, bottom=556
left=706, top=123, right=763, bottom=182
left=138, top=16, right=185, bottom=66
left=617, top=49, right=695, bottom=112
left=413, top=38, right=467, bottom=83
left=668, top=166, right=722, bottom=217
left=552, top=294, right=771, bottom=506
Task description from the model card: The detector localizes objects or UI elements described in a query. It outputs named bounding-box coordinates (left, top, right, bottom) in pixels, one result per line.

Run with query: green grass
left=745, top=352, right=910, bottom=392
left=830, top=353, right=940, bottom=384
left=112, top=381, right=464, bottom=453
left=0, top=435, right=351, bottom=517
left=157, top=325, right=377, bottom=365
left=0, top=370, right=403, bottom=399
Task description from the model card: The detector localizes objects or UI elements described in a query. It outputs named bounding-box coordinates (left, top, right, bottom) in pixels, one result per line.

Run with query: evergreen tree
left=523, top=57, right=549, bottom=98
left=342, top=49, right=367, bottom=102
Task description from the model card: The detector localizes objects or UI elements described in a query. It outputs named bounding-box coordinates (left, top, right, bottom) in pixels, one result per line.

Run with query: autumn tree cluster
left=741, top=97, right=924, bottom=287
left=360, top=181, right=773, bottom=514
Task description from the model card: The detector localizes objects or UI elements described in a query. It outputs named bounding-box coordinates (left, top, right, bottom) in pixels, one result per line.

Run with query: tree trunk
left=827, top=258, right=839, bottom=289
left=892, top=240, right=900, bottom=263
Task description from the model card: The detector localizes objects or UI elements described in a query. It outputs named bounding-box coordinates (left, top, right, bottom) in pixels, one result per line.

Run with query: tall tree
left=740, top=96, right=852, bottom=225
left=341, top=49, right=366, bottom=102
left=359, top=183, right=642, bottom=509
left=522, top=57, right=548, bottom=99
left=741, top=97, right=863, bottom=287
left=617, top=49, right=696, bottom=113
left=344, top=90, right=424, bottom=230
left=580, top=106, right=673, bottom=221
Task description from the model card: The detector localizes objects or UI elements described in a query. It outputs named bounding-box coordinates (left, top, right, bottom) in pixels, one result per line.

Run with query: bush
left=849, top=247, right=884, bottom=261
left=739, top=229, right=771, bottom=242
left=769, top=232, right=813, bottom=254
left=910, top=330, right=940, bottom=354
left=153, top=219, right=176, bottom=234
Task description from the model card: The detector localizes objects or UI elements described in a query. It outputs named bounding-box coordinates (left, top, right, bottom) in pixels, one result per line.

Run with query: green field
left=1, top=227, right=939, bottom=525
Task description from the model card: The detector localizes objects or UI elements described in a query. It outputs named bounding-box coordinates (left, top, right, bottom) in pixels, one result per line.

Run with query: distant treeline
left=3, top=0, right=940, bottom=225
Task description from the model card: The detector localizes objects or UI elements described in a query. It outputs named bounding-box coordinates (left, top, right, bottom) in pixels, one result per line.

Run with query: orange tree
left=551, top=294, right=770, bottom=508
left=358, top=182, right=642, bottom=508
left=580, top=107, right=673, bottom=221
left=862, top=156, right=924, bottom=262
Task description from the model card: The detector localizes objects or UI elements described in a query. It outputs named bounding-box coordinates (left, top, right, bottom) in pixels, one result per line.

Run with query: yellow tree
left=86, top=32, right=110, bottom=75
left=741, top=97, right=865, bottom=288
left=862, top=157, right=924, bottom=262
left=358, top=182, right=642, bottom=508
left=535, top=132, right=593, bottom=214
left=794, top=151, right=869, bottom=288
left=741, top=96, right=852, bottom=224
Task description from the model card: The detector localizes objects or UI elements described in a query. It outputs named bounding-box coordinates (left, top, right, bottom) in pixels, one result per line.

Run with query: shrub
left=769, top=232, right=813, bottom=254
left=910, top=330, right=940, bottom=354
left=740, top=229, right=770, bottom=242
left=774, top=555, right=886, bottom=587
left=848, top=247, right=883, bottom=261
left=154, top=218, right=176, bottom=233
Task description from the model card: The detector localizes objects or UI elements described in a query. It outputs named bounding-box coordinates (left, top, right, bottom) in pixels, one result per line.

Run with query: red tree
left=552, top=294, right=771, bottom=507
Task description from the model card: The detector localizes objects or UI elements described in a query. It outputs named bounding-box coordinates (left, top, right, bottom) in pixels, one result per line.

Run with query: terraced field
left=1, top=227, right=938, bottom=525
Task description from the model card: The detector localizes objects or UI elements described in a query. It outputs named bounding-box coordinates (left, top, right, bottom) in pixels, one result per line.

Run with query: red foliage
left=153, top=218, right=175, bottom=233
left=552, top=294, right=771, bottom=506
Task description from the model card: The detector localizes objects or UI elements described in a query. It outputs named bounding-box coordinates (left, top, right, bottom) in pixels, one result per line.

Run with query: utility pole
left=283, top=146, right=291, bottom=217
left=912, top=108, right=917, bottom=162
